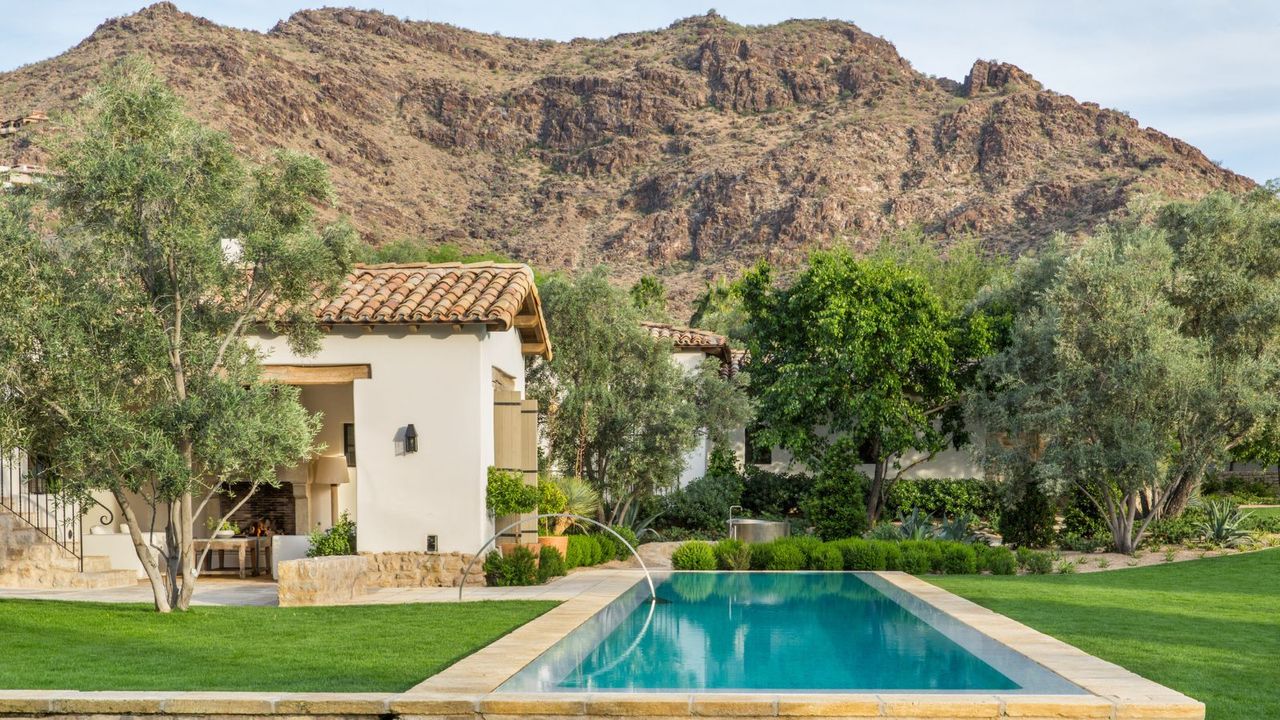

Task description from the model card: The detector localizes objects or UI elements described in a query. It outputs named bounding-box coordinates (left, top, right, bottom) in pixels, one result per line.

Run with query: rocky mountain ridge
left=0, top=3, right=1252, bottom=313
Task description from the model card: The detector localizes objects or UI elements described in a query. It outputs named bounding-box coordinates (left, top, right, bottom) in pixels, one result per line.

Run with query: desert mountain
left=0, top=3, right=1252, bottom=313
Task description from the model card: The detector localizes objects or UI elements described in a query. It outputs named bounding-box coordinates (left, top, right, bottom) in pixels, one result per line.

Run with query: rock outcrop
left=0, top=4, right=1252, bottom=313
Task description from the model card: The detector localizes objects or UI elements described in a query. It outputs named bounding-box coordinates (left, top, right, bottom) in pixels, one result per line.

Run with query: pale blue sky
left=3, top=1, right=1277, bottom=182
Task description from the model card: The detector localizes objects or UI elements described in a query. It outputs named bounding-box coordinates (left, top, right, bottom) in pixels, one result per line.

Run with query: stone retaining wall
left=277, top=552, right=481, bottom=606
left=277, top=555, right=370, bottom=607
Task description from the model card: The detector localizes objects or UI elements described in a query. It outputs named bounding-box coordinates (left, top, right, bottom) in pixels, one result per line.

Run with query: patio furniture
left=194, top=536, right=271, bottom=578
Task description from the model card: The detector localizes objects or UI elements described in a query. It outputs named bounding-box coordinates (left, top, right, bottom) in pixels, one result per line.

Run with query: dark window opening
left=343, top=423, right=356, bottom=467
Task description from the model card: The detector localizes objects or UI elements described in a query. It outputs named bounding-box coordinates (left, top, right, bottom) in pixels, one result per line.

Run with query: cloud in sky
left=3, top=0, right=1277, bottom=182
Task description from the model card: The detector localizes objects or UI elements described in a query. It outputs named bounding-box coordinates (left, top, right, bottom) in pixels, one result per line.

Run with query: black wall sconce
left=404, top=424, right=419, bottom=454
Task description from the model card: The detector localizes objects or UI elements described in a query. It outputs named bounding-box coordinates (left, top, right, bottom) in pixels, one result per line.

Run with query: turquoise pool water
left=501, top=572, right=1084, bottom=693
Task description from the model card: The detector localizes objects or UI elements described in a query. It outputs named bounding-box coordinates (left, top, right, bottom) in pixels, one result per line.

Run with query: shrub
left=779, top=536, right=821, bottom=567
left=553, top=476, right=601, bottom=533
left=941, top=542, right=977, bottom=574
left=980, top=545, right=1017, bottom=575
left=836, top=539, right=885, bottom=570
left=1148, top=505, right=1207, bottom=545
left=885, top=478, right=1002, bottom=521
left=307, top=511, right=357, bottom=557
left=566, top=534, right=602, bottom=567
left=593, top=532, right=621, bottom=562
left=1057, top=531, right=1106, bottom=553
left=484, top=546, right=539, bottom=586
left=487, top=467, right=538, bottom=516
left=536, top=477, right=568, bottom=533
left=660, top=454, right=743, bottom=534
left=880, top=541, right=903, bottom=571
left=713, top=538, right=753, bottom=570
left=741, top=467, right=813, bottom=518
left=867, top=522, right=903, bottom=540
left=671, top=541, right=717, bottom=570
left=810, top=542, right=844, bottom=571
left=537, top=544, right=566, bottom=582
left=898, top=543, right=932, bottom=574
left=802, top=464, right=869, bottom=540
left=611, top=526, right=640, bottom=553
left=1023, top=549, right=1054, bottom=575
left=749, top=541, right=776, bottom=570
left=999, top=481, right=1056, bottom=547
left=1197, top=499, right=1254, bottom=548
left=766, top=542, right=806, bottom=570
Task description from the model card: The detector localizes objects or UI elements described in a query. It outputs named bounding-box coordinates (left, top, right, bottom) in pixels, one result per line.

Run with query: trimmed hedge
left=885, top=477, right=1002, bottom=521
left=671, top=537, right=1023, bottom=576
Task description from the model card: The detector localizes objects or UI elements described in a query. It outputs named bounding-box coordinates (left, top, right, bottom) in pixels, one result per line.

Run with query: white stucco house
left=2, top=262, right=552, bottom=583
left=643, top=322, right=986, bottom=485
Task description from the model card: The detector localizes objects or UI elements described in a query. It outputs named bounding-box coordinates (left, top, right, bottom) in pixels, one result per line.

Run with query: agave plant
left=1197, top=498, right=1254, bottom=548
left=551, top=476, right=601, bottom=534
left=897, top=509, right=938, bottom=541
left=938, top=512, right=978, bottom=543
left=867, top=521, right=904, bottom=541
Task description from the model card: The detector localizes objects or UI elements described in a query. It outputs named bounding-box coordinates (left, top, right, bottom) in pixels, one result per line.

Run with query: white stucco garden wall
left=251, top=324, right=527, bottom=554
left=672, top=350, right=714, bottom=487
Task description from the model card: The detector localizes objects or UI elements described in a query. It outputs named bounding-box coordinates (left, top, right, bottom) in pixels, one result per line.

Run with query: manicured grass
left=931, top=549, right=1280, bottom=720
left=1246, top=505, right=1280, bottom=518
left=0, top=599, right=557, bottom=691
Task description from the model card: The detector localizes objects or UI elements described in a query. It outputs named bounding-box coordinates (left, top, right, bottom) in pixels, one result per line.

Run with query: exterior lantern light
left=404, top=424, right=419, bottom=454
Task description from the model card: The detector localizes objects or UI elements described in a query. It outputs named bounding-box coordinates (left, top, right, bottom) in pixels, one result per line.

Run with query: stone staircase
left=0, top=507, right=136, bottom=589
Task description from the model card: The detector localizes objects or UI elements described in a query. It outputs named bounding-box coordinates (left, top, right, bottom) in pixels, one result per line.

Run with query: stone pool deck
left=0, top=570, right=1204, bottom=720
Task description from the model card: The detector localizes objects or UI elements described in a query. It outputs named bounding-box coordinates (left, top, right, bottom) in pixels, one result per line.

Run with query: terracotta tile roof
left=641, top=321, right=732, bottom=363
left=294, top=262, right=550, bottom=358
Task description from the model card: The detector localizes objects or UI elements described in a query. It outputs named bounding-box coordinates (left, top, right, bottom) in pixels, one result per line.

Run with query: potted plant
left=538, top=476, right=601, bottom=558
left=486, top=467, right=538, bottom=556
left=206, top=517, right=239, bottom=539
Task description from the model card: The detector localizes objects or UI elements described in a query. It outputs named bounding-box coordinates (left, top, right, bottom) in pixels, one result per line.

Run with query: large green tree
left=742, top=249, right=992, bottom=523
left=971, top=189, right=1280, bottom=551
left=528, top=268, right=750, bottom=524
left=0, top=59, right=352, bottom=611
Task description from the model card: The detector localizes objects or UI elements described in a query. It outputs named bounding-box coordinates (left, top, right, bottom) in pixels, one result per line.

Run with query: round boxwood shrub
left=941, top=542, right=978, bottom=574
left=1023, top=549, right=1054, bottom=575
left=593, top=532, right=620, bottom=562
left=566, top=534, right=602, bottom=567
left=836, top=539, right=886, bottom=571
left=749, top=541, right=776, bottom=570
left=714, top=538, right=752, bottom=570
left=766, top=542, right=806, bottom=570
left=611, top=526, right=640, bottom=554
left=879, top=541, right=903, bottom=571
left=672, top=541, right=717, bottom=570
left=983, top=546, right=1017, bottom=575
left=537, top=544, right=567, bottom=582
left=898, top=543, right=932, bottom=575
left=810, top=543, right=844, bottom=571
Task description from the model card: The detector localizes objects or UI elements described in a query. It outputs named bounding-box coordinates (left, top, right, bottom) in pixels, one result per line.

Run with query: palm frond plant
left=553, top=476, right=601, bottom=534
left=1197, top=498, right=1254, bottom=548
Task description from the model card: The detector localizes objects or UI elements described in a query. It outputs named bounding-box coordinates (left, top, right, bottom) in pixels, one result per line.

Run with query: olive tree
left=528, top=268, right=750, bottom=524
left=0, top=59, right=352, bottom=611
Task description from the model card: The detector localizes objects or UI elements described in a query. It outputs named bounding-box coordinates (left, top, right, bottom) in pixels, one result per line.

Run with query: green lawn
left=931, top=549, right=1280, bottom=720
left=1246, top=505, right=1280, bottom=518
left=0, top=599, right=557, bottom=691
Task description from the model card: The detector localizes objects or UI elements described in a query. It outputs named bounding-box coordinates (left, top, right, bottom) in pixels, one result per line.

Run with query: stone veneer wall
left=277, top=551, right=481, bottom=606
left=277, top=555, right=370, bottom=607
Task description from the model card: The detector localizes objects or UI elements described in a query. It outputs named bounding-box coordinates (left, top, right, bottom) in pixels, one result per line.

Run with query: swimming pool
left=500, top=572, right=1085, bottom=694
